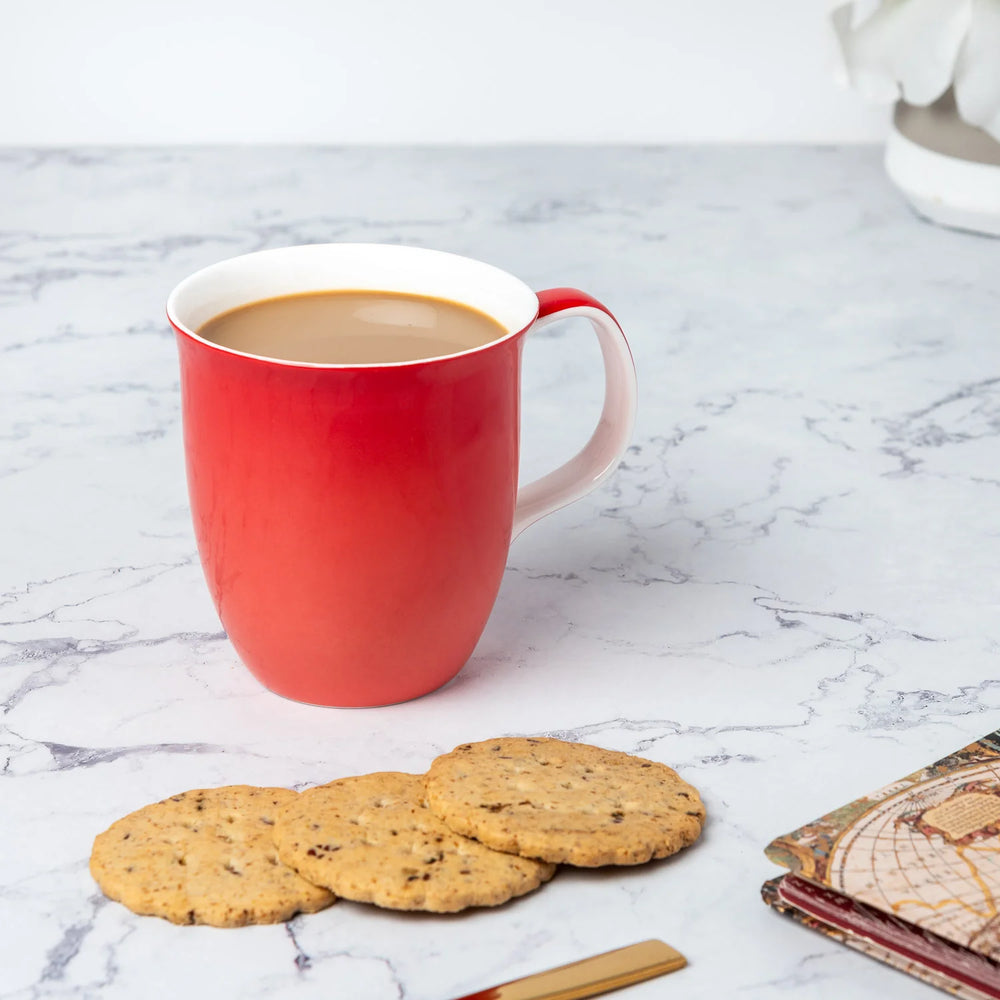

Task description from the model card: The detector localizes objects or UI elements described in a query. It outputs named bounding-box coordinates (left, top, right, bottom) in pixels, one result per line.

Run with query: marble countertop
left=4, top=146, right=1000, bottom=1000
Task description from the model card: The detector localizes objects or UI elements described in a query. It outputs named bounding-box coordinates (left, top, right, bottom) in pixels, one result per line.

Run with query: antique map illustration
left=764, top=731, right=1000, bottom=997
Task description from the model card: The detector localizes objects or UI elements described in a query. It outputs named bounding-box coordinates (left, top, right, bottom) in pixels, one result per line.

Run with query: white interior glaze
left=166, top=243, right=540, bottom=366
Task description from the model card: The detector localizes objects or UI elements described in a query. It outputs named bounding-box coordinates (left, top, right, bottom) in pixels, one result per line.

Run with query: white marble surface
left=3, top=146, right=1000, bottom=999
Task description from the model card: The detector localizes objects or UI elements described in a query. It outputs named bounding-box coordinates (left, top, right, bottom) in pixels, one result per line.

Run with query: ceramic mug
left=167, top=244, right=636, bottom=707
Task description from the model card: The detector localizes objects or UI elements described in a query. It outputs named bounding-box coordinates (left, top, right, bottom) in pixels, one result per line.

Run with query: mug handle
left=512, top=288, right=638, bottom=539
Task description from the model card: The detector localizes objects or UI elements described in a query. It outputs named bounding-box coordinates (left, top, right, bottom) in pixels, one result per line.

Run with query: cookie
left=423, top=737, right=705, bottom=867
left=90, top=785, right=335, bottom=926
left=273, top=772, right=556, bottom=913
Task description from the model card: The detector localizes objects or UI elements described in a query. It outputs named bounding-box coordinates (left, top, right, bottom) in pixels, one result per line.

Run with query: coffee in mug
left=197, top=290, right=507, bottom=365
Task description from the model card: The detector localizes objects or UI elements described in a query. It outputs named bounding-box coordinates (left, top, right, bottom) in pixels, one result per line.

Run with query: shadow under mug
left=166, top=244, right=636, bottom=707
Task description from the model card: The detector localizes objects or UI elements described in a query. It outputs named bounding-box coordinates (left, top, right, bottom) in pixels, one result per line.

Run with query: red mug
left=167, top=244, right=636, bottom=706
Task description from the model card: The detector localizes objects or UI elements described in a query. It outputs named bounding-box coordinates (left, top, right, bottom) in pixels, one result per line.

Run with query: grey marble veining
left=3, top=145, right=1000, bottom=998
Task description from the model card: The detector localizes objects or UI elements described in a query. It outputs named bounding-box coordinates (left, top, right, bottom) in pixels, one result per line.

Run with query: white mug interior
left=165, top=243, right=541, bottom=367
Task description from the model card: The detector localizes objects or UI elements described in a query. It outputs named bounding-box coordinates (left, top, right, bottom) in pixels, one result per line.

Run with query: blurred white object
left=832, top=0, right=1000, bottom=234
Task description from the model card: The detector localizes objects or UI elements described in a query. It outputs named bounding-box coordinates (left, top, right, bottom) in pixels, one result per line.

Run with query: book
left=762, top=729, right=1000, bottom=999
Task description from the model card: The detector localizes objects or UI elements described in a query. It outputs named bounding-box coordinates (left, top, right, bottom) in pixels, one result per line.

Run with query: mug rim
left=165, top=242, right=540, bottom=370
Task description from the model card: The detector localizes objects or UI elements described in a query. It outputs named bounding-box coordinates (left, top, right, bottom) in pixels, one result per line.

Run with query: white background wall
left=2, top=0, right=890, bottom=144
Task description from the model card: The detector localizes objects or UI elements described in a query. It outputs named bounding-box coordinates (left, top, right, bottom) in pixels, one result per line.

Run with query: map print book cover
left=763, top=729, right=1000, bottom=999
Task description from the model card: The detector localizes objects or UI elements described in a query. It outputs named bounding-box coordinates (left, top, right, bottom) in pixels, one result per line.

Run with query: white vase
left=885, top=89, right=1000, bottom=237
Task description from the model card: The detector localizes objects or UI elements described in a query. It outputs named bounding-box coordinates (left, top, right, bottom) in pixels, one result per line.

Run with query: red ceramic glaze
left=536, top=286, right=615, bottom=318
left=168, top=245, right=635, bottom=706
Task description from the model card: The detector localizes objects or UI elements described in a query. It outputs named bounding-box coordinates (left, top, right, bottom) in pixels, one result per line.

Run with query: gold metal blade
left=452, top=939, right=687, bottom=1000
